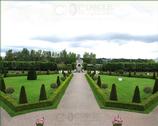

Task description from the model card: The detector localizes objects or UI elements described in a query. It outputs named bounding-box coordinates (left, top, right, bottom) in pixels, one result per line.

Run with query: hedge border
left=85, top=74, right=158, bottom=113
left=0, top=74, right=73, bottom=116
left=3, top=71, right=59, bottom=78
left=99, top=72, right=155, bottom=79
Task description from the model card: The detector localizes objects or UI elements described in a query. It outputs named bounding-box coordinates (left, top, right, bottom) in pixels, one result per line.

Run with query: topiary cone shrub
left=153, top=72, right=156, bottom=79
left=0, top=77, right=6, bottom=93
left=110, top=84, right=118, bottom=101
left=152, top=79, right=158, bottom=94
left=57, top=76, right=61, bottom=87
left=97, top=76, right=101, bottom=87
left=132, top=86, right=141, bottom=103
left=62, top=70, right=66, bottom=78
left=129, top=71, right=131, bottom=77
left=91, top=71, right=96, bottom=80
left=19, top=86, right=28, bottom=104
left=27, top=69, right=37, bottom=80
left=39, top=84, right=47, bottom=101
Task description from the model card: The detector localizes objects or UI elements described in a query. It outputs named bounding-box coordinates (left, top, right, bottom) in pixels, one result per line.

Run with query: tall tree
left=5, top=49, right=15, bottom=61
left=83, top=52, right=96, bottom=64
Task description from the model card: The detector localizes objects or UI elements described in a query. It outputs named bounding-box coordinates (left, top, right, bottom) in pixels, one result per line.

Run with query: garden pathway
left=1, top=73, right=158, bottom=126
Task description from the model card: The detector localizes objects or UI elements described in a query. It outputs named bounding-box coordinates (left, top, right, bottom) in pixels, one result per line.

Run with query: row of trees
left=4, top=49, right=77, bottom=64
left=2, top=48, right=158, bottom=72
left=3, top=48, right=96, bottom=64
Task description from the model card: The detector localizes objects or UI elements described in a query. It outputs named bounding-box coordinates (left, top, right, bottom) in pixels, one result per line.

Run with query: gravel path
left=1, top=73, right=158, bottom=126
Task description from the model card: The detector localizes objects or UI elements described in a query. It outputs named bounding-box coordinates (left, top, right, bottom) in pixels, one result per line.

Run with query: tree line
left=1, top=48, right=158, bottom=72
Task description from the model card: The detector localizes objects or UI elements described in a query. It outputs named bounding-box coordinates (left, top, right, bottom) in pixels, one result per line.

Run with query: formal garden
left=86, top=71, right=158, bottom=113
left=0, top=49, right=158, bottom=117
left=0, top=68, right=73, bottom=116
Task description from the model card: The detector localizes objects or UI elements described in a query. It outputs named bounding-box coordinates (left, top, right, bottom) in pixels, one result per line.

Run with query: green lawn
left=4, top=74, right=60, bottom=103
left=100, top=75, right=155, bottom=103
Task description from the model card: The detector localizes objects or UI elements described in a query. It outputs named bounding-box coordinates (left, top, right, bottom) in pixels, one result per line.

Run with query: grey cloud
left=32, top=33, right=158, bottom=43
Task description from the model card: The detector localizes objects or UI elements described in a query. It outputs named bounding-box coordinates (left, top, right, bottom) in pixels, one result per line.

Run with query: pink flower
left=36, top=117, right=45, bottom=125
left=112, top=115, right=123, bottom=125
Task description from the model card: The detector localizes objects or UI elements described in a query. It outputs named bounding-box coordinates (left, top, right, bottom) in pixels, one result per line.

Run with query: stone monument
left=76, top=54, right=83, bottom=72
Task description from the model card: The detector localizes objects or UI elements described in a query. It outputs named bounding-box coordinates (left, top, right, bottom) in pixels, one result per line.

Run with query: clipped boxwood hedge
left=105, top=100, right=145, bottom=111
left=0, top=74, right=73, bottom=116
left=85, top=74, right=106, bottom=108
left=85, top=74, right=158, bottom=113
left=4, top=71, right=59, bottom=78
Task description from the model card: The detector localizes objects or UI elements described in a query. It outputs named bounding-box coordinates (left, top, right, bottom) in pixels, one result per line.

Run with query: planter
left=36, top=124, right=43, bottom=126
left=113, top=124, right=122, bottom=126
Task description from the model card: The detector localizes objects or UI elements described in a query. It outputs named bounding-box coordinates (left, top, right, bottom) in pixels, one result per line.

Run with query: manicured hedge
left=85, top=74, right=106, bottom=108
left=0, top=74, right=73, bottom=116
left=3, top=71, right=58, bottom=77
left=0, top=91, right=17, bottom=110
left=143, top=92, right=158, bottom=109
left=99, top=72, right=154, bottom=79
left=105, top=100, right=145, bottom=111
left=86, top=74, right=158, bottom=113
left=1, top=61, right=57, bottom=71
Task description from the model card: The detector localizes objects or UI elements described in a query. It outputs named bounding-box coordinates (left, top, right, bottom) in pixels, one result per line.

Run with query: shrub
left=68, top=70, right=71, bottom=74
left=117, top=69, right=124, bottom=75
left=61, top=76, right=66, bottom=81
left=46, top=70, right=50, bottom=75
left=129, top=71, right=131, bottom=77
left=143, top=87, right=152, bottom=94
left=87, top=71, right=91, bottom=75
left=101, top=83, right=108, bottom=89
left=50, top=83, right=58, bottom=89
left=132, top=86, right=141, bottom=103
left=91, top=71, right=96, bottom=79
left=5, top=87, right=15, bottom=94
left=39, top=84, right=47, bottom=101
left=56, top=76, right=61, bottom=87
left=93, top=75, right=98, bottom=81
left=19, top=86, right=28, bottom=104
left=110, top=84, right=118, bottom=101
left=0, top=77, right=6, bottom=93
left=27, top=69, right=37, bottom=80
left=62, top=70, right=66, bottom=78
left=109, top=71, right=112, bottom=75
left=153, top=72, right=156, bottom=79
left=97, top=76, right=101, bottom=87
left=152, top=79, right=158, bottom=94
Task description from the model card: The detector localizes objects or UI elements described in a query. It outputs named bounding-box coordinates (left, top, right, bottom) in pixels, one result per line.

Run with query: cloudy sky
left=1, top=1, right=158, bottom=59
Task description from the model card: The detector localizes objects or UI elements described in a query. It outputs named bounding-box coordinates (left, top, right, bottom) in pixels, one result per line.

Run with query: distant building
left=76, top=55, right=83, bottom=72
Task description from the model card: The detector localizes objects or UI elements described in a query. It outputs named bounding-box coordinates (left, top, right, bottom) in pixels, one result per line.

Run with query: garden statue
left=76, top=54, right=83, bottom=72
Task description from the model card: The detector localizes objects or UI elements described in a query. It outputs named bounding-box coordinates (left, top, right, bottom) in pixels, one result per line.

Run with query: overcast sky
left=1, top=1, right=158, bottom=59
